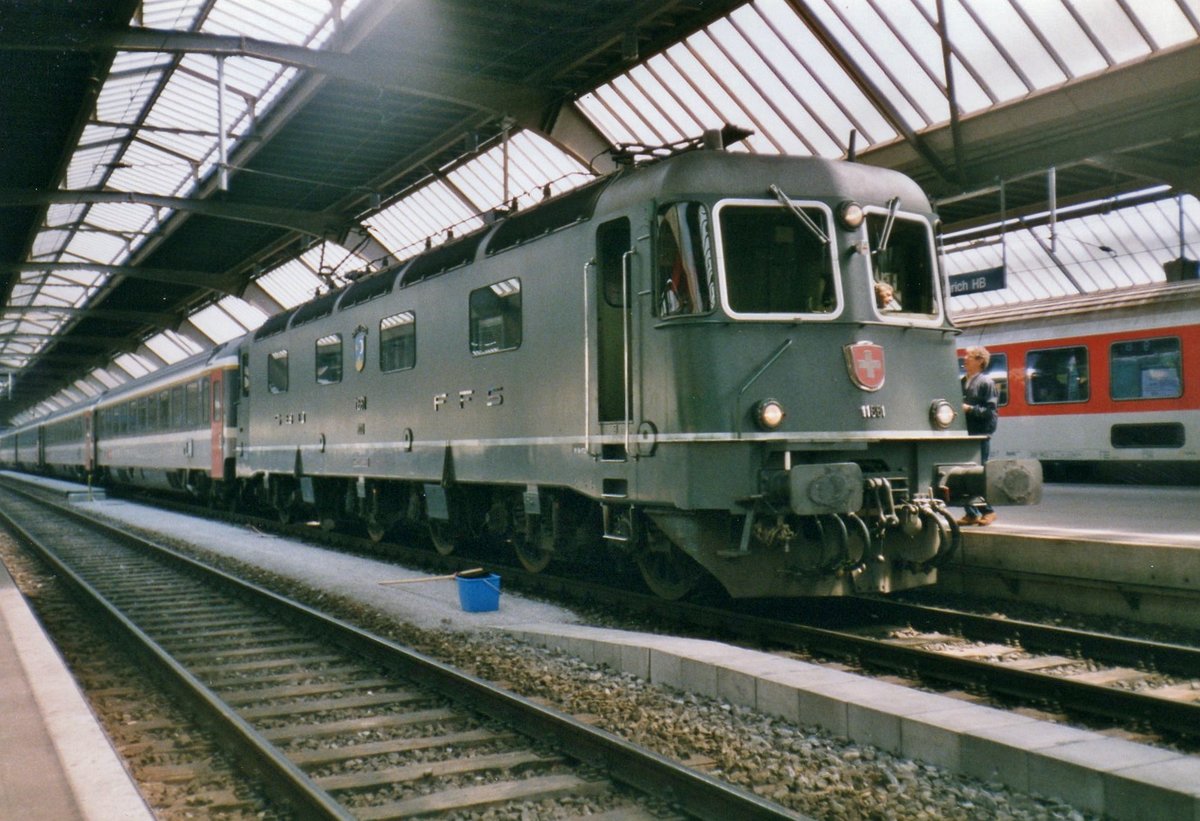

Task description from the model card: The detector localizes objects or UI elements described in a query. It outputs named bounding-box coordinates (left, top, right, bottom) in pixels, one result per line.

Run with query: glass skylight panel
left=1136, top=0, right=1200, bottom=47
left=204, top=0, right=327, bottom=44
left=368, top=181, right=484, bottom=260
left=191, top=302, right=252, bottom=343
left=933, top=0, right=1027, bottom=105
left=88, top=367, right=125, bottom=390
left=73, top=379, right=101, bottom=398
left=144, top=331, right=196, bottom=364
left=97, top=53, right=164, bottom=122
left=141, top=0, right=208, bottom=30
left=296, top=241, right=365, bottom=286
left=31, top=229, right=71, bottom=260
left=85, top=201, right=158, bottom=237
left=218, top=295, right=270, bottom=331
left=148, top=64, right=219, bottom=141
left=113, top=352, right=154, bottom=380
left=705, top=19, right=828, bottom=155
left=1077, top=0, right=1158, bottom=61
left=255, top=259, right=327, bottom=309
left=63, top=230, right=129, bottom=268
left=67, top=132, right=126, bottom=191
left=1014, top=1, right=1108, bottom=77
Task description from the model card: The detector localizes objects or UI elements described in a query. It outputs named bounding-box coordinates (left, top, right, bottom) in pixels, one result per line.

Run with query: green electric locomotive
left=237, top=135, right=1041, bottom=599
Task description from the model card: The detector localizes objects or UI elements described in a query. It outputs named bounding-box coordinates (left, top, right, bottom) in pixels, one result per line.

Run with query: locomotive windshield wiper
left=769, top=184, right=828, bottom=246
left=877, top=196, right=900, bottom=252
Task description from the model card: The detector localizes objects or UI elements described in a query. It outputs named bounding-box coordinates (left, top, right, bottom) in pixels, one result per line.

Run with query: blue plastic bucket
left=455, top=571, right=501, bottom=612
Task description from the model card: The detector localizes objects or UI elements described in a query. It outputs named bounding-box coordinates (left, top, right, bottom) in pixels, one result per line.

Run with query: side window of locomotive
left=268, top=349, right=289, bottom=394
left=470, top=278, right=522, bottom=355
left=867, top=213, right=936, bottom=315
left=380, top=311, right=416, bottom=372
left=1110, top=337, right=1182, bottom=400
left=315, top=334, right=343, bottom=385
left=656, top=203, right=713, bottom=316
left=719, top=203, right=833, bottom=315
left=957, top=352, right=1009, bottom=406
left=1026, top=346, right=1089, bottom=404
left=596, top=218, right=630, bottom=307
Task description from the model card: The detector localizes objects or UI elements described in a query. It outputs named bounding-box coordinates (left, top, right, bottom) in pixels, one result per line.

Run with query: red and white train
left=954, top=281, right=1200, bottom=484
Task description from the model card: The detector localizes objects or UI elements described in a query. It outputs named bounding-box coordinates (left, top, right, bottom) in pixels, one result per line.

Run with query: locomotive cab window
left=315, top=334, right=343, bottom=385
left=1027, top=346, right=1089, bottom=404
left=380, top=311, right=416, bottom=372
left=718, top=201, right=835, bottom=316
left=1111, top=337, right=1182, bottom=399
left=867, top=206, right=938, bottom=316
left=268, top=349, right=289, bottom=394
left=470, top=278, right=522, bottom=355
left=656, top=203, right=713, bottom=316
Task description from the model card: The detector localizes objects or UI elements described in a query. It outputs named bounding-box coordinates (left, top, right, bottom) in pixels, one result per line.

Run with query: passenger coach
left=955, top=281, right=1200, bottom=483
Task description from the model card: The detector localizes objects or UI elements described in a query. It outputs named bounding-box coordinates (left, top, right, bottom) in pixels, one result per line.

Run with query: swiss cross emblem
left=845, top=341, right=885, bottom=392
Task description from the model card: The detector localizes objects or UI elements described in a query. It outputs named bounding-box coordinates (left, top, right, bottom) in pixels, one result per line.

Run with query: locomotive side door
left=594, top=218, right=633, bottom=448
left=83, top=409, right=95, bottom=473
left=210, top=369, right=225, bottom=480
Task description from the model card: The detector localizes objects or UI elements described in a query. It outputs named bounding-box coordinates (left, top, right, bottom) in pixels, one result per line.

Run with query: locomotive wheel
left=635, top=523, right=703, bottom=600
left=366, top=516, right=388, bottom=543
left=428, top=520, right=460, bottom=556
left=513, top=516, right=554, bottom=572
left=508, top=493, right=553, bottom=573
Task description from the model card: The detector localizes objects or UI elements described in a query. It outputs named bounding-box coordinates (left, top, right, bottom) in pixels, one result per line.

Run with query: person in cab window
left=960, top=346, right=999, bottom=526
left=874, top=281, right=902, bottom=312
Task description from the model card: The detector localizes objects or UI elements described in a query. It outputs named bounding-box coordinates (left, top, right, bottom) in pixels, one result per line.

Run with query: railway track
left=90, top=482, right=1200, bottom=745
left=0, top=483, right=801, bottom=820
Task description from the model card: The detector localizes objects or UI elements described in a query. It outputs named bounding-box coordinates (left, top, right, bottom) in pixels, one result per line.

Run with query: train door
left=594, top=218, right=633, bottom=454
left=210, top=369, right=225, bottom=479
left=83, top=409, right=95, bottom=473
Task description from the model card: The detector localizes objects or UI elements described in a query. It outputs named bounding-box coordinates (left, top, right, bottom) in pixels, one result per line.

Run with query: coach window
left=186, top=381, right=200, bottom=426
left=172, top=386, right=185, bottom=429
left=201, top=379, right=210, bottom=425
left=316, top=334, right=343, bottom=385
left=959, top=352, right=1010, bottom=406
left=656, top=203, right=713, bottom=316
left=719, top=202, right=834, bottom=315
left=470, top=278, right=521, bottom=355
left=867, top=209, right=937, bottom=316
left=380, top=311, right=416, bottom=372
left=268, top=350, right=289, bottom=394
left=158, top=390, right=169, bottom=430
left=1026, top=346, right=1089, bottom=404
left=1111, top=337, right=1182, bottom=400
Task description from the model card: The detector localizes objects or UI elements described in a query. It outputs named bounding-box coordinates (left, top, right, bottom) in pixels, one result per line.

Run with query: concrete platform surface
left=0, top=560, right=153, bottom=821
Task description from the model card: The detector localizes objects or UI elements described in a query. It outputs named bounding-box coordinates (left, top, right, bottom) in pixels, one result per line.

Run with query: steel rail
left=0, top=482, right=805, bottom=821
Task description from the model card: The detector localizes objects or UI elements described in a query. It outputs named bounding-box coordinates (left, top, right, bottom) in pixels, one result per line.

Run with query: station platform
left=2, top=469, right=1199, bottom=820
left=0, top=556, right=153, bottom=820
left=942, top=483, right=1200, bottom=629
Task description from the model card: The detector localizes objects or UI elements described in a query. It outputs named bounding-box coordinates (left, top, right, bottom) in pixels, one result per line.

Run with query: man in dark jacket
left=960, top=345, right=999, bottom=526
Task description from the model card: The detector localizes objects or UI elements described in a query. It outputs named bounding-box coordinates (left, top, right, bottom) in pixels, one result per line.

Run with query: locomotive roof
left=597, top=151, right=933, bottom=215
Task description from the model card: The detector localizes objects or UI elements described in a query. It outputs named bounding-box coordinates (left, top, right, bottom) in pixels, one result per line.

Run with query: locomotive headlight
left=754, top=399, right=786, bottom=430
left=837, top=200, right=864, bottom=230
left=929, top=399, right=957, bottom=429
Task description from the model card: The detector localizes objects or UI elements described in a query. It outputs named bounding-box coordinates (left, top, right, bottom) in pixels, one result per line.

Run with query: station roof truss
left=1, top=0, right=1198, bottom=423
